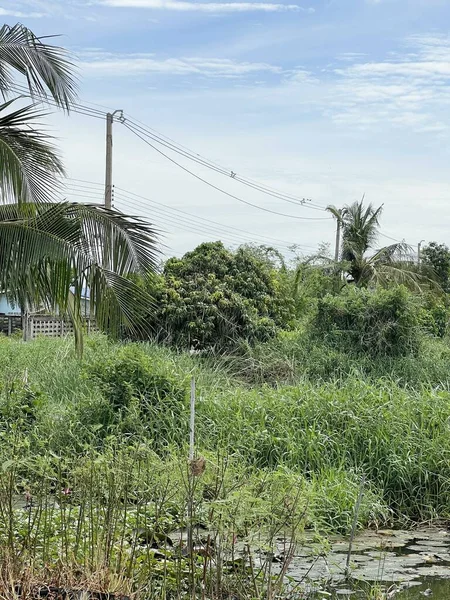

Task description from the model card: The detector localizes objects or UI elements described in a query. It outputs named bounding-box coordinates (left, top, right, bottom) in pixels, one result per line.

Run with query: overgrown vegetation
left=1, top=196, right=450, bottom=597
left=1, top=331, right=450, bottom=596
left=313, top=285, right=421, bottom=357
left=138, top=242, right=295, bottom=351
left=1, top=18, right=449, bottom=600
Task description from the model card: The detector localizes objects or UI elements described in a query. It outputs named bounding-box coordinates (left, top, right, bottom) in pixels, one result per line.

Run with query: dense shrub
left=313, top=286, right=420, bottom=357
left=145, top=242, right=295, bottom=351
left=0, top=378, right=45, bottom=431
left=86, top=346, right=188, bottom=449
left=421, top=242, right=450, bottom=292
left=417, top=293, right=450, bottom=338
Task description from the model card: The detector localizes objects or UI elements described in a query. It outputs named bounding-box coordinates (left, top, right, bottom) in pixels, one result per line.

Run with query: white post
left=189, top=377, right=196, bottom=461
left=187, top=377, right=196, bottom=554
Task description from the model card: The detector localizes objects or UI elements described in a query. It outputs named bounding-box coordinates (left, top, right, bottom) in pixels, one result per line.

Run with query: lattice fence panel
left=30, top=317, right=97, bottom=338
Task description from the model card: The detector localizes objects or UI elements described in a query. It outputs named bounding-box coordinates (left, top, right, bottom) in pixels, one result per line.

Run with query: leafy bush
left=0, top=378, right=45, bottom=431
left=421, top=241, right=450, bottom=292
left=417, top=293, right=450, bottom=338
left=86, top=345, right=188, bottom=449
left=313, top=286, right=420, bottom=357
left=145, top=242, right=295, bottom=351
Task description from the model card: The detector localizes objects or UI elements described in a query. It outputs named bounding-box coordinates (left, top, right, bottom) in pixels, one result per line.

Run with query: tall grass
left=0, top=333, right=448, bottom=596
left=0, top=335, right=448, bottom=526
left=222, top=329, right=450, bottom=387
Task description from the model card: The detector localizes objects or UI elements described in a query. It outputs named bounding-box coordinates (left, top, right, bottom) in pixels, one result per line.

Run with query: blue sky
left=3, top=0, right=450, bottom=257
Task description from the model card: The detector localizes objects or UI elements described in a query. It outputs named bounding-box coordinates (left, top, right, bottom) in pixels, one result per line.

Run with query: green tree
left=147, top=241, right=295, bottom=352
left=329, top=200, right=420, bottom=288
left=421, top=242, right=450, bottom=293
left=0, top=24, right=159, bottom=350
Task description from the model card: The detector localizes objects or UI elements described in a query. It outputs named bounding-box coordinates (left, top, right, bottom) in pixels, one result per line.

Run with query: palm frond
left=0, top=202, right=159, bottom=351
left=362, top=244, right=441, bottom=292
left=369, top=263, right=436, bottom=293
left=0, top=24, right=77, bottom=110
left=341, top=200, right=383, bottom=257
left=0, top=99, right=64, bottom=203
left=369, top=242, right=413, bottom=264
left=326, top=204, right=342, bottom=222
left=64, top=203, right=160, bottom=275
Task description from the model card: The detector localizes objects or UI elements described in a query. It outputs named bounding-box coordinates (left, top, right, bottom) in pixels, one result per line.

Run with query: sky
left=3, top=0, right=450, bottom=258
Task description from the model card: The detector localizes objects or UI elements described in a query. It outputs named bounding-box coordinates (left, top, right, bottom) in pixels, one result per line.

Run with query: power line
left=113, top=193, right=287, bottom=250
left=110, top=184, right=314, bottom=248
left=9, top=84, right=106, bottom=116
left=63, top=191, right=105, bottom=202
left=10, top=83, right=328, bottom=213
left=8, top=84, right=107, bottom=121
left=114, top=192, right=290, bottom=249
left=379, top=232, right=406, bottom=244
left=122, top=121, right=332, bottom=222
left=114, top=194, right=278, bottom=249
left=63, top=178, right=314, bottom=250
left=124, top=117, right=326, bottom=211
left=114, top=191, right=305, bottom=252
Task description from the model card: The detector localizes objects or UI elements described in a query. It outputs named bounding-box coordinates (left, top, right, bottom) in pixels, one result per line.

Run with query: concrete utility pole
left=418, top=240, right=425, bottom=264
left=334, top=217, right=341, bottom=263
left=104, top=110, right=123, bottom=209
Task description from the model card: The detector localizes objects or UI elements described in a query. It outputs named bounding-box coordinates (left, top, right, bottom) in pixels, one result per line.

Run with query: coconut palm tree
left=0, top=24, right=159, bottom=351
left=0, top=23, right=77, bottom=203
left=326, top=200, right=424, bottom=289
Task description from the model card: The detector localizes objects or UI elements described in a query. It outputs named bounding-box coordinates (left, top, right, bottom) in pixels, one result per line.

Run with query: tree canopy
left=327, top=200, right=422, bottom=289
left=145, top=241, right=295, bottom=352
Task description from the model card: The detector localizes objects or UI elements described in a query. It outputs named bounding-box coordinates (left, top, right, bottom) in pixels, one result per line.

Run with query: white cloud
left=100, top=0, right=312, bottom=13
left=80, top=52, right=284, bottom=77
left=345, top=61, right=450, bottom=79
left=0, top=6, right=45, bottom=17
left=327, top=34, right=450, bottom=134
left=336, top=52, right=368, bottom=62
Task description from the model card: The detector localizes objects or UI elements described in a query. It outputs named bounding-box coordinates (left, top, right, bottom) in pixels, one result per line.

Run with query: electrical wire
left=63, top=178, right=315, bottom=250
left=124, top=117, right=326, bottom=211
left=113, top=194, right=284, bottom=249
left=109, top=184, right=314, bottom=249
left=9, top=83, right=106, bottom=115
left=8, top=84, right=107, bottom=121
left=66, top=98, right=324, bottom=212
left=122, top=121, right=332, bottom=222
left=9, top=83, right=329, bottom=213
left=114, top=195, right=271, bottom=248
left=113, top=191, right=305, bottom=251
left=379, top=232, right=407, bottom=244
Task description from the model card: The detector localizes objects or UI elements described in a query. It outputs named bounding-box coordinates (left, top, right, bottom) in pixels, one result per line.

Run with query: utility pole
left=334, top=216, right=341, bottom=263
left=104, top=110, right=123, bottom=209
left=418, top=240, right=425, bottom=264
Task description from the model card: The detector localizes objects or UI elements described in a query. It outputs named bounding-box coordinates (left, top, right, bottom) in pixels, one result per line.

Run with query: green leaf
left=0, top=99, right=64, bottom=204
left=2, top=459, right=14, bottom=471
left=0, top=23, right=77, bottom=110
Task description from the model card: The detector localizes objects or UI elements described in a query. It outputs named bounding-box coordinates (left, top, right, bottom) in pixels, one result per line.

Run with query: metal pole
left=189, top=377, right=196, bottom=461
